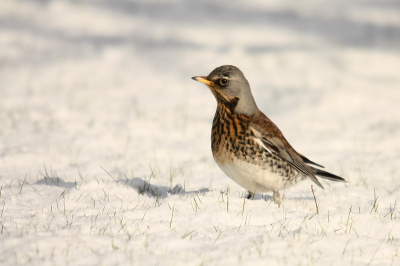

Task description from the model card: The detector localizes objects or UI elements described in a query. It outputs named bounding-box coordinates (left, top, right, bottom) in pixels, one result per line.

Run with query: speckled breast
left=211, top=104, right=303, bottom=192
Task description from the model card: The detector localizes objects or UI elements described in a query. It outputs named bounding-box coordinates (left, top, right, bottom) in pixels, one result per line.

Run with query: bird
left=192, top=65, right=346, bottom=205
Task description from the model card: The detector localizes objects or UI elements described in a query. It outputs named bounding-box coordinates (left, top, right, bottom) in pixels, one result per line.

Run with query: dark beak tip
left=191, top=76, right=197, bottom=81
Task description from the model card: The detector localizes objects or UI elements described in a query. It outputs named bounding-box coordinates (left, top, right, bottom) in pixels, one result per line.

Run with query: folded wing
left=250, top=111, right=345, bottom=188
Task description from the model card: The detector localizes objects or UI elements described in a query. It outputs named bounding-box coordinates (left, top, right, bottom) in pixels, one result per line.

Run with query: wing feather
left=250, top=122, right=324, bottom=188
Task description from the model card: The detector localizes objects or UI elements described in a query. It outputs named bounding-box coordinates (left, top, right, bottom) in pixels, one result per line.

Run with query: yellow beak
left=191, top=76, right=213, bottom=86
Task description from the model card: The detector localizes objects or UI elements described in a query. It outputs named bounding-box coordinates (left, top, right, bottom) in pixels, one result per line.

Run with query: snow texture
left=1, top=0, right=400, bottom=265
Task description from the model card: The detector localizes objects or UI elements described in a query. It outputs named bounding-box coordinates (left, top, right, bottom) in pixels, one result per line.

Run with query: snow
left=1, top=0, right=400, bottom=265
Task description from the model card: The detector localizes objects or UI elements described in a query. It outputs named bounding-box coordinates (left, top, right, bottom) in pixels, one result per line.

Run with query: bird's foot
left=273, top=190, right=281, bottom=207
left=246, top=191, right=255, bottom=200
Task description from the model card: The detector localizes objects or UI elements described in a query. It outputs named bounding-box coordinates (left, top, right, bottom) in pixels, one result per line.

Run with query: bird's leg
left=247, top=191, right=255, bottom=200
left=272, top=190, right=281, bottom=206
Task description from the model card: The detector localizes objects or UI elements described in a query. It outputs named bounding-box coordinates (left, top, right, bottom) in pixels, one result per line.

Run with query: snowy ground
left=1, top=0, right=400, bottom=265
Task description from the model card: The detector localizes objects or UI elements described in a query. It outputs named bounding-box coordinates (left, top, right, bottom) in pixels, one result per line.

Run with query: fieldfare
left=192, top=65, right=345, bottom=205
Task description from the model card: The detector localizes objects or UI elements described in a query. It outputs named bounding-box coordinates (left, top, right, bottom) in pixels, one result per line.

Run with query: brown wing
left=250, top=111, right=324, bottom=188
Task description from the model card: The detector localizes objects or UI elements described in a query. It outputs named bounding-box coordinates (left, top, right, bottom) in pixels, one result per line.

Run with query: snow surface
left=1, top=0, right=400, bottom=265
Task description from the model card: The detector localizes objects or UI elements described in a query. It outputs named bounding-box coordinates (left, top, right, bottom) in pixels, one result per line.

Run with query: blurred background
left=1, top=0, right=400, bottom=190
left=1, top=1, right=400, bottom=265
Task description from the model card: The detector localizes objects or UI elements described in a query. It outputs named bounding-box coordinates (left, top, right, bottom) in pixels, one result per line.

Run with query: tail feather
left=313, top=168, right=346, bottom=182
left=297, top=153, right=324, bottom=168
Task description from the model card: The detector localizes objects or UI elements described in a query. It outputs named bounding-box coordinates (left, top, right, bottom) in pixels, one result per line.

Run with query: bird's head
left=192, top=65, right=258, bottom=116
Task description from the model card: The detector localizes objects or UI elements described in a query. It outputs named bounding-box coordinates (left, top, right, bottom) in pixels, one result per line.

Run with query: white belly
left=216, top=158, right=295, bottom=193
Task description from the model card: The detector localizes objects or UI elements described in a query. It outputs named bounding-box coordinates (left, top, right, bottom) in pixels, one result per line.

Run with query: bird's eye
left=220, top=79, right=228, bottom=86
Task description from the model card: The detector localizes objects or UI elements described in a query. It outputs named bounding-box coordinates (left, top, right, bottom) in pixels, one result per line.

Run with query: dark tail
left=312, top=168, right=346, bottom=182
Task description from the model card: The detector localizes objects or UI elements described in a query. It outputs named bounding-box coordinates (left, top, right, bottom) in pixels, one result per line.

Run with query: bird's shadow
left=34, top=176, right=209, bottom=198
left=252, top=193, right=314, bottom=202
left=123, top=178, right=315, bottom=203
left=253, top=193, right=272, bottom=201
left=35, top=177, right=77, bottom=189
left=34, top=176, right=313, bottom=203
left=120, top=177, right=209, bottom=198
